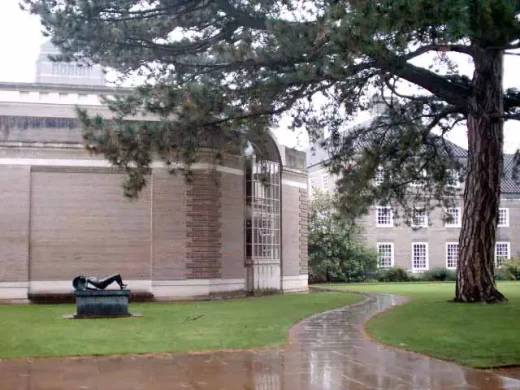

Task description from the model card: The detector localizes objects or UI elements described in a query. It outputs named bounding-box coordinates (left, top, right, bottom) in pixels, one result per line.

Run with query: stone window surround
left=377, top=242, right=394, bottom=268
left=412, top=242, right=429, bottom=271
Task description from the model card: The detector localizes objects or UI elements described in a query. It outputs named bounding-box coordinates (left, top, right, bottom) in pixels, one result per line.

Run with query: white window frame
left=322, top=173, right=330, bottom=192
left=498, top=208, right=509, bottom=227
left=309, top=174, right=321, bottom=195
left=446, top=169, right=461, bottom=189
left=410, top=170, right=427, bottom=188
left=376, top=206, right=394, bottom=227
left=374, top=167, right=384, bottom=186
left=495, top=242, right=510, bottom=268
left=377, top=243, right=394, bottom=268
left=411, top=208, right=428, bottom=228
left=411, top=242, right=429, bottom=271
left=446, top=242, right=459, bottom=270
left=445, top=207, right=462, bottom=228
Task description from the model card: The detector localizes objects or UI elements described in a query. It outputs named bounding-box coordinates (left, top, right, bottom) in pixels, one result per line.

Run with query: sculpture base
left=63, top=312, right=142, bottom=320
left=75, top=289, right=130, bottom=317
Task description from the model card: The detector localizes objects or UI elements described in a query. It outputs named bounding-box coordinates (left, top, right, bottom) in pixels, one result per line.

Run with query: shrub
left=495, top=259, right=520, bottom=281
left=308, top=191, right=378, bottom=283
left=423, top=268, right=457, bottom=281
left=495, top=268, right=514, bottom=281
left=376, top=267, right=410, bottom=282
left=309, top=242, right=379, bottom=283
left=501, top=258, right=520, bottom=280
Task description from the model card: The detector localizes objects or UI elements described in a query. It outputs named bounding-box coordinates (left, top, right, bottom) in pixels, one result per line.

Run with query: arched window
left=246, top=159, right=281, bottom=261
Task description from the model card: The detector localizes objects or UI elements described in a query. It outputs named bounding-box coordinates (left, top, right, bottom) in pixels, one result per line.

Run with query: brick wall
left=220, top=171, right=245, bottom=279
left=151, top=170, right=187, bottom=280
left=186, top=171, right=222, bottom=279
left=30, top=170, right=151, bottom=280
left=0, top=166, right=30, bottom=282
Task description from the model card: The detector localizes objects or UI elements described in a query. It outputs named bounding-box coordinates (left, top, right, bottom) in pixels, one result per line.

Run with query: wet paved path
left=1, top=293, right=519, bottom=390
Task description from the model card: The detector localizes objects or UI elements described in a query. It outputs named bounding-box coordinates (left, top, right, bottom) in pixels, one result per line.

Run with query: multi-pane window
left=446, top=169, right=460, bottom=188
left=309, top=174, right=321, bottom=195
left=376, top=206, right=393, bottom=227
left=498, top=208, right=509, bottom=227
left=495, top=242, right=510, bottom=268
left=246, top=160, right=281, bottom=261
left=410, top=170, right=427, bottom=187
left=377, top=243, right=394, bottom=268
left=446, top=243, right=459, bottom=269
left=374, top=168, right=384, bottom=186
left=412, top=243, right=428, bottom=270
left=445, top=208, right=461, bottom=227
left=322, top=174, right=330, bottom=192
left=412, top=208, right=428, bottom=228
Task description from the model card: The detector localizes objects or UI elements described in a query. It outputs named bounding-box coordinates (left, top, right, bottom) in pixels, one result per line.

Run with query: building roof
left=305, top=119, right=468, bottom=168
left=306, top=119, right=520, bottom=194
left=502, top=154, right=520, bottom=194
left=0, top=81, right=123, bottom=94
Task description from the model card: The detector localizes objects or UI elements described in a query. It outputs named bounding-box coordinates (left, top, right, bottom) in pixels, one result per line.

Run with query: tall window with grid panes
left=377, top=243, right=394, bottom=267
left=412, top=243, right=428, bottom=271
left=495, top=242, right=510, bottom=268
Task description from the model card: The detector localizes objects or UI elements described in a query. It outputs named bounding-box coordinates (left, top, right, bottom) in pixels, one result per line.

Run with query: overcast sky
left=1, top=1, right=519, bottom=152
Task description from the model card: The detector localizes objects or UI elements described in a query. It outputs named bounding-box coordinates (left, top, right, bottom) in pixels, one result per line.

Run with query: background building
left=0, top=42, right=308, bottom=302
left=306, top=105, right=520, bottom=272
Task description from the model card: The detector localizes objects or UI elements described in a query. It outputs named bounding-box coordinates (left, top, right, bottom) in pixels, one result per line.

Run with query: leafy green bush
left=308, top=191, right=378, bottom=283
left=501, top=258, right=520, bottom=280
left=495, top=268, right=514, bottom=281
left=422, top=268, right=457, bottom=281
left=495, top=259, right=520, bottom=281
left=376, top=267, right=410, bottom=282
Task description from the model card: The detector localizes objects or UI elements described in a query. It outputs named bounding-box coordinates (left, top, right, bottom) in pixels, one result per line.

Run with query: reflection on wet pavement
left=1, top=293, right=519, bottom=389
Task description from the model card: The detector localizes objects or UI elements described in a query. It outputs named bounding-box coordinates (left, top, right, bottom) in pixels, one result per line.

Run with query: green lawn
left=321, top=281, right=520, bottom=368
left=0, top=292, right=362, bottom=358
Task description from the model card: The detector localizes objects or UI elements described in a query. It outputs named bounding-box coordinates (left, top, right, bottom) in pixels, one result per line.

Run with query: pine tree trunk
left=455, top=44, right=507, bottom=303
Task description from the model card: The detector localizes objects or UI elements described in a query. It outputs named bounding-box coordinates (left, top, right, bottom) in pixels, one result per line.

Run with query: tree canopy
left=308, top=190, right=377, bottom=283
left=23, top=0, right=520, bottom=302
left=21, top=0, right=520, bottom=195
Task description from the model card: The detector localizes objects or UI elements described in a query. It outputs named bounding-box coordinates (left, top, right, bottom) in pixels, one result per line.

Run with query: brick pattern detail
left=186, top=172, right=222, bottom=279
left=0, top=166, right=30, bottom=282
left=152, top=172, right=187, bottom=280
left=299, top=189, right=309, bottom=274
left=220, top=172, right=245, bottom=279
left=30, top=171, right=151, bottom=280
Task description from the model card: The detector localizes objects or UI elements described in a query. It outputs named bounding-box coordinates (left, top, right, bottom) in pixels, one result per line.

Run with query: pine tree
left=22, top=0, right=520, bottom=302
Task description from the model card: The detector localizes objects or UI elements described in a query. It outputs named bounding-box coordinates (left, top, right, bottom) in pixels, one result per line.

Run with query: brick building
left=0, top=43, right=308, bottom=302
left=307, top=109, right=520, bottom=272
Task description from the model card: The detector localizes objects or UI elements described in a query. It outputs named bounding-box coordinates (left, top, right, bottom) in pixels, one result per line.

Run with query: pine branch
left=404, top=44, right=472, bottom=60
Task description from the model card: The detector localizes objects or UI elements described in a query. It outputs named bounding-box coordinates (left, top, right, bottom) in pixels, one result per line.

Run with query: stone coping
left=75, top=289, right=130, bottom=297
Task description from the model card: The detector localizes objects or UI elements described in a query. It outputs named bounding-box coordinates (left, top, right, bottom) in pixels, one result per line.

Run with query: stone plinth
left=75, top=289, right=130, bottom=318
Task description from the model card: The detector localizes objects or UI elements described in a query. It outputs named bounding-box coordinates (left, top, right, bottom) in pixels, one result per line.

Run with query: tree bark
left=455, top=44, right=507, bottom=303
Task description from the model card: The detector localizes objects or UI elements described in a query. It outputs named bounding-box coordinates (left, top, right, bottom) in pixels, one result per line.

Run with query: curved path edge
left=0, top=292, right=519, bottom=389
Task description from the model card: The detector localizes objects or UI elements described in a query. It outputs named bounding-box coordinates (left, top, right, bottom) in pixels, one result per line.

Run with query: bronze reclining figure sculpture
left=73, top=274, right=127, bottom=291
